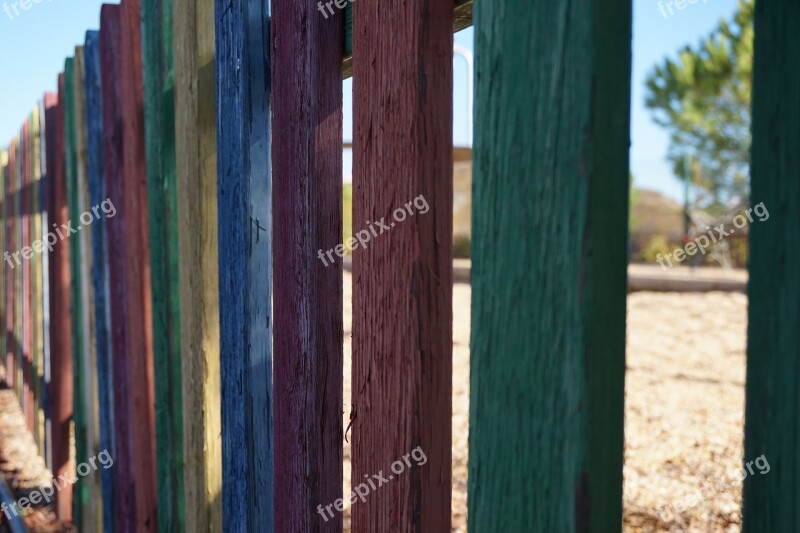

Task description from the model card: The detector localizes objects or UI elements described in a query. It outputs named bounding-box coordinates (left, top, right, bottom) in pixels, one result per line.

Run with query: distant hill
left=454, top=161, right=471, bottom=238
left=630, top=188, right=684, bottom=251
left=348, top=177, right=690, bottom=262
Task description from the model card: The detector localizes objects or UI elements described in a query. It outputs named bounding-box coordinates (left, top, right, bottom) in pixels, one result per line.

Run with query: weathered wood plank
left=5, top=139, right=15, bottom=393
left=141, top=0, right=184, bottom=530
left=74, top=46, right=104, bottom=533
left=84, top=30, right=116, bottom=533
left=64, top=57, right=89, bottom=529
left=0, top=149, right=5, bottom=394
left=28, top=110, right=39, bottom=448
left=14, top=131, right=22, bottom=406
left=0, top=158, right=7, bottom=411
left=173, top=0, right=222, bottom=530
left=272, top=0, right=343, bottom=529
left=341, top=0, right=472, bottom=78
left=14, top=131, right=22, bottom=407
left=0, top=148, right=5, bottom=385
left=100, top=5, right=135, bottom=530
left=119, top=1, right=159, bottom=530
left=468, top=1, right=631, bottom=531
left=351, top=0, right=453, bottom=530
left=24, top=114, right=32, bottom=440
left=40, top=96, right=53, bottom=473
left=0, top=148, right=5, bottom=386
left=744, top=1, right=800, bottom=530
left=31, top=103, right=45, bottom=461
left=214, top=1, right=273, bottom=530
left=47, top=78, right=73, bottom=522
left=22, top=118, right=33, bottom=436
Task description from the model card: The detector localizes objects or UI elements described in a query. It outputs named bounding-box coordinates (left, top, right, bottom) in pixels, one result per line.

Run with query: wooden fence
left=0, top=0, right=796, bottom=532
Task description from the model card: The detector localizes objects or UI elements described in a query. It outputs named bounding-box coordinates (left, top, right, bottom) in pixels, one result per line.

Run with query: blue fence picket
left=214, top=1, right=274, bottom=530
left=84, top=30, right=115, bottom=533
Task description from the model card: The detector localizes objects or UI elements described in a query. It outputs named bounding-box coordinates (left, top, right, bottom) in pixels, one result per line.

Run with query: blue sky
left=631, top=1, right=739, bottom=200
left=0, top=1, right=739, bottom=200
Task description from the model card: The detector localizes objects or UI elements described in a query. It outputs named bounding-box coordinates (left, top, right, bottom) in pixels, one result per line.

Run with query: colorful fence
left=0, top=0, right=796, bottom=532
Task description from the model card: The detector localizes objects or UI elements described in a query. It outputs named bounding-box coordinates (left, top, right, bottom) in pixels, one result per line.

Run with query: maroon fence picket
left=119, top=1, right=158, bottom=529
left=271, top=0, right=344, bottom=530
left=99, top=5, right=135, bottom=531
left=48, top=77, right=73, bottom=522
left=351, top=0, right=454, bottom=530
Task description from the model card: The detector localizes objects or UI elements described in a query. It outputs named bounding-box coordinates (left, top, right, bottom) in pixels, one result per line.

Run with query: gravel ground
left=624, top=291, right=747, bottom=532
left=343, top=274, right=747, bottom=532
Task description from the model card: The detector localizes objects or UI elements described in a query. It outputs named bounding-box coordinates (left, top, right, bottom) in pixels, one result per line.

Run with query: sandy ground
left=0, top=272, right=748, bottom=532
left=342, top=273, right=748, bottom=532
left=624, top=291, right=747, bottom=532
left=0, top=366, right=73, bottom=531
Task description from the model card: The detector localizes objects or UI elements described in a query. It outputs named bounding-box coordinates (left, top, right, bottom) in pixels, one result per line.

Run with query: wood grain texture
left=74, top=47, right=104, bottom=533
left=84, top=30, right=116, bottom=533
left=14, top=134, right=22, bottom=405
left=31, top=104, right=45, bottom=460
left=351, top=0, right=453, bottom=530
left=173, top=0, right=222, bottom=530
left=13, top=134, right=22, bottom=404
left=341, top=0, right=473, bottom=79
left=5, top=140, right=15, bottom=393
left=120, top=1, right=159, bottom=530
left=38, top=98, right=51, bottom=472
left=744, top=1, right=800, bottom=530
left=14, top=133, right=22, bottom=405
left=468, top=1, right=631, bottom=531
left=100, top=6, right=135, bottom=530
left=48, top=77, right=73, bottom=522
left=214, top=1, right=273, bottom=530
left=0, top=149, right=5, bottom=389
left=64, top=57, right=89, bottom=529
left=141, top=1, right=185, bottom=530
left=0, top=148, right=5, bottom=384
left=22, top=118, right=33, bottom=437
left=272, top=0, right=343, bottom=530
left=28, top=110, right=38, bottom=448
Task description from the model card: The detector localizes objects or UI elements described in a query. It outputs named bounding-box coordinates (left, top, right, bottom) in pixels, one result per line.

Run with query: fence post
left=100, top=5, right=135, bottom=530
left=48, top=76, right=73, bottom=522
left=31, top=103, right=45, bottom=463
left=13, top=135, right=22, bottom=403
left=271, top=0, right=343, bottom=529
left=29, top=108, right=42, bottom=452
left=173, top=0, right=222, bottom=529
left=38, top=98, right=51, bottom=470
left=74, top=46, right=104, bottom=532
left=141, top=1, right=185, bottom=530
left=215, top=0, right=274, bottom=530
left=0, top=149, right=5, bottom=384
left=744, top=2, right=800, bottom=530
left=5, top=140, right=15, bottom=392
left=64, top=57, right=90, bottom=529
left=119, top=1, right=159, bottom=529
left=350, top=0, right=453, bottom=530
left=468, top=1, right=632, bottom=531
left=22, top=118, right=33, bottom=437
left=84, top=29, right=116, bottom=533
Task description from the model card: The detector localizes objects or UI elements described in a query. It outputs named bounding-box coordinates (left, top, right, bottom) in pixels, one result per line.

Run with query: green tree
left=629, top=173, right=639, bottom=233
left=343, top=182, right=353, bottom=249
left=645, top=0, right=753, bottom=214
